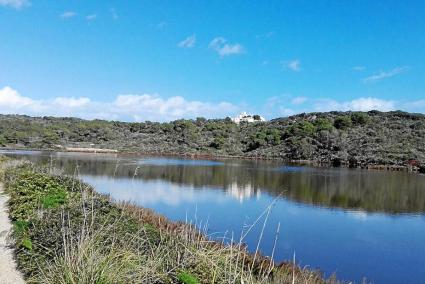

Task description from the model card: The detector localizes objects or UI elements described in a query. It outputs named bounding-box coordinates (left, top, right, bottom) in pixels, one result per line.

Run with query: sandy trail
left=0, top=183, right=25, bottom=284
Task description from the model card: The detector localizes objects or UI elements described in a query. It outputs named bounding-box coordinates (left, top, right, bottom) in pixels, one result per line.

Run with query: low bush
left=333, top=116, right=352, bottom=130
left=350, top=112, right=370, bottom=125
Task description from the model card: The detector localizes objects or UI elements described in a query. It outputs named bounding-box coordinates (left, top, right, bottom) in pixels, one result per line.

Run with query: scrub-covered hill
left=1, top=110, right=424, bottom=171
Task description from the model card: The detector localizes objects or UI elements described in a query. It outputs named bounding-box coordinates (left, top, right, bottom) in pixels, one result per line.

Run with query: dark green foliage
left=0, top=111, right=424, bottom=168
left=287, top=120, right=316, bottom=136
left=13, top=220, right=29, bottom=235
left=0, top=135, right=6, bottom=146
left=333, top=116, right=352, bottom=130
left=4, top=167, right=73, bottom=220
left=41, top=190, right=67, bottom=208
left=210, top=136, right=226, bottom=149
left=2, top=165, right=146, bottom=278
left=265, top=128, right=282, bottom=145
left=247, top=128, right=281, bottom=150
left=314, top=118, right=333, bottom=131
left=350, top=112, right=370, bottom=125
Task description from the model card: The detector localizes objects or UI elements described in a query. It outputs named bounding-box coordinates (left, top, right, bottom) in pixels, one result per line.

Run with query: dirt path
left=0, top=183, right=25, bottom=284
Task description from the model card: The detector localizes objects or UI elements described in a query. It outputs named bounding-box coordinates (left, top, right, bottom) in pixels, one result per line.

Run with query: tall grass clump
left=1, top=161, right=333, bottom=284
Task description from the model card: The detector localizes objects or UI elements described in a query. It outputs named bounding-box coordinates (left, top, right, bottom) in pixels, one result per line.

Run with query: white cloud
left=263, top=95, right=409, bottom=118
left=264, top=95, right=299, bottom=117
left=60, top=11, right=77, bottom=19
left=285, top=59, right=301, bottom=72
left=0, top=0, right=29, bottom=9
left=178, top=34, right=196, bottom=48
left=403, top=99, right=425, bottom=111
left=0, top=86, right=239, bottom=122
left=2, top=86, right=423, bottom=122
left=209, top=37, right=244, bottom=57
left=53, top=97, right=91, bottom=108
left=314, top=97, right=396, bottom=112
left=113, top=94, right=237, bottom=121
left=363, top=66, right=409, bottom=83
left=86, top=14, right=97, bottom=21
left=0, top=86, right=42, bottom=112
left=291, top=96, right=307, bottom=105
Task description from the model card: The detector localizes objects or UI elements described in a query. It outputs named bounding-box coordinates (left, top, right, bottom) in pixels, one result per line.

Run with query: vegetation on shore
left=1, top=110, right=424, bottom=171
left=0, top=159, right=331, bottom=284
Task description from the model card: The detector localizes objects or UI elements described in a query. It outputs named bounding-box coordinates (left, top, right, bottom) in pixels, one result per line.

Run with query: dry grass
left=2, top=160, right=334, bottom=284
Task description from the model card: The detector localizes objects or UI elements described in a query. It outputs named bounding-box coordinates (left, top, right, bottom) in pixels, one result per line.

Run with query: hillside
left=1, top=111, right=424, bottom=171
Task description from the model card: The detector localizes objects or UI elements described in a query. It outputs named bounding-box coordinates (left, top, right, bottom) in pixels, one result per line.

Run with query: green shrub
left=4, top=167, right=73, bottom=220
left=41, top=190, right=67, bottom=208
left=287, top=120, right=316, bottom=136
left=265, top=128, right=281, bottom=145
left=210, top=136, right=225, bottom=149
left=21, top=237, right=33, bottom=250
left=334, top=116, right=352, bottom=130
left=314, top=118, right=333, bottom=131
left=0, top=135, right=6, bottom=146
left=350, top=112, right=370, bottom=125
left=177, top=271, right=200, bottom=284
left=246, top=128, right=282, bottom=151
left=13, top=220, right=29, bottom=236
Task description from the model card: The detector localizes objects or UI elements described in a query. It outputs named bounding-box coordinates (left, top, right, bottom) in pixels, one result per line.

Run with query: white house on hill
left=232, top=112, right=266, bottom=124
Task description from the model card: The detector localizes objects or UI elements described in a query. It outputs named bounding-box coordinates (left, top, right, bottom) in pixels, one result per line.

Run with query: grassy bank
left=0, top=159, right=331, bottom=284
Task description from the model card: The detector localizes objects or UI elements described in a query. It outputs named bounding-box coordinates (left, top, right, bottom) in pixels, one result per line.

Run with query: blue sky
left=0, top=0, right=424, bottom=121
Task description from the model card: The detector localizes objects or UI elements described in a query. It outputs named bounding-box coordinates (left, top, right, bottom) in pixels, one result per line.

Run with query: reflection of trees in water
left=28, top=154, right=425, bottom=214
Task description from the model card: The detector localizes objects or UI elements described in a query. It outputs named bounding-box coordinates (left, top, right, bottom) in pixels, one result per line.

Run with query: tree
left=287, top=120, right=316, bottom=137
left=314, top=118, right=333, bottom=131
left=334, top=116, right=352, bottom=130
left=350, top=112, right=370, bottom=125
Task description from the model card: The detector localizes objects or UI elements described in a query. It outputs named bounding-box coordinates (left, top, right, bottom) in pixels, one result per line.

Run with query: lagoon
left=2, top=149, right=425, bottom=284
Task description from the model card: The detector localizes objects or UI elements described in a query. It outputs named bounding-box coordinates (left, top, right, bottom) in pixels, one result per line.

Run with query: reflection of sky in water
left=84, top=175, right=231, bottom=206
left=2, top=150, right=425, bottom=283
left=136, top=158, right=224, bottom=166
left=82, top=174, right=425, bottom=284
left=273, top=165, right=308, bottom=172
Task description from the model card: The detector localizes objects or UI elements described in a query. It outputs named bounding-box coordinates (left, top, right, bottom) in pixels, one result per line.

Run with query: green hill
left=1, top=110, right=424, bottom=171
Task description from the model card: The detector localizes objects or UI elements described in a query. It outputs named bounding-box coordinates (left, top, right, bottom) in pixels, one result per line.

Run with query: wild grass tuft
left=2, top=161, right=334, bottom=284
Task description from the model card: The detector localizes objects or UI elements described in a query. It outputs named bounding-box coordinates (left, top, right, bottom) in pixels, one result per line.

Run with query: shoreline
left=1, top=146, right=423, bottom=174
left=0, top=159, right=330, bottom=283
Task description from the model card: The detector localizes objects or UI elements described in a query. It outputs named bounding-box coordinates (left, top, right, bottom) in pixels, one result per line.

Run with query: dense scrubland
left=1, top=110, right=425, bottom=171
left=0, top=159, right=332, bottom=283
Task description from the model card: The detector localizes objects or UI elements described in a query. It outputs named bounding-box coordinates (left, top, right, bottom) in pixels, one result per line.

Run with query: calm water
left=2, top=150, right=425, bottom=284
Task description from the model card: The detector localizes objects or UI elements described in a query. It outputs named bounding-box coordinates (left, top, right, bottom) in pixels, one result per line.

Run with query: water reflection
left=8, top=150, right=424, bottom=214
left=227, top=181, right=261, bottom=202
left=2, top=150, right=425, bottom=283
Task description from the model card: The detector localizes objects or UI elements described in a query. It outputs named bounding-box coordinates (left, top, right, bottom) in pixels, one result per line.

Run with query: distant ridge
left=0, top=110, right=424, bottom=172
